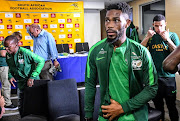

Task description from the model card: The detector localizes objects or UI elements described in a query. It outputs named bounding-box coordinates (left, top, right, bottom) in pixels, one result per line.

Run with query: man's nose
left=107, top=21, right=115, bottom=29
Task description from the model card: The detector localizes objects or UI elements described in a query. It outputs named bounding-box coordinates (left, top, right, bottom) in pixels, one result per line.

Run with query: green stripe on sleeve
left=146, top=49, right=155, bottom=85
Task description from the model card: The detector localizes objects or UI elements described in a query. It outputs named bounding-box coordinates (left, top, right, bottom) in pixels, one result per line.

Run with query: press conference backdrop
left=0, top=0, right=84, bottom=53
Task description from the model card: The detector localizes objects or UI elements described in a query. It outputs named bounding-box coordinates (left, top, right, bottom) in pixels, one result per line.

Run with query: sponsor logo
left=51, top=13, right=56, bottom=18
left=96, top=57, right=105, bottom=61
left=172, top=90, right=177, bottom=93
left=69, top=44, right=72, bottom=48
left=34, top=19, right=39, bottom=23
left=59, top=24, right=64, bottom=28
left=25, top=25, right=30, bottom=28
left=43, top=24, right=48, bottom=29
left=67, top=18, right=72, bottom=23
left=152, top=44, right=168, bottom=51
left=18, top=41, right=23, bottom=46
left=0, top=19, right=3, bottom=23
left=70, top=3, right=78, bottom=8
left=0, top=36, right=4, bottom=41
left=7, top=25, right=12, bottom=29
left=16, top=13, right=21, bottom=18
left=68, top=34, right=72, bottom=38
left=75, top=23, right=79, bottom=28
left=99, top=48, right=107, bottom=54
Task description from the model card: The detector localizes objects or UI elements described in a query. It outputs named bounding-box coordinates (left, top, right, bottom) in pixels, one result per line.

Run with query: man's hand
left=27, top=78, right=34, bottom=87
left=141, top=27, right=156, bottom=47
left=54, top=60, right=60, bottom=68
left=101, top=99, right=124, bottom=121
left=159, top=28, right=169, bottom=41
left=9, top=78, right=16, bottom=87
left=146, top=27, right=156, bottom=39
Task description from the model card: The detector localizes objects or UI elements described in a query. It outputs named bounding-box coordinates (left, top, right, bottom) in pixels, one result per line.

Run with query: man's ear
left=165, top=22, right=167, bottom=26
left=125, top=19, right=131, bottom=28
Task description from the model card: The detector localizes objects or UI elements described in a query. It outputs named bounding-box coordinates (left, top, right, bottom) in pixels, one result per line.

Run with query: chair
left=76, top=42, right=89, bottom=53
left=78, top=86, right=100, bottom=121
left=56, top=44, right=69, bottom=53
left=148, top=106, right=162, bottom=121
left=48, top=79, right=80, bottom=121
left=22, top=46, right=31, bottom=50
left=20, top=80, right=50, bottom=121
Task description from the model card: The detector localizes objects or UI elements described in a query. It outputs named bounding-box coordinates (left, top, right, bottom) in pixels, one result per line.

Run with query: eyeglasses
left=30, top=31, right=34, bottom=35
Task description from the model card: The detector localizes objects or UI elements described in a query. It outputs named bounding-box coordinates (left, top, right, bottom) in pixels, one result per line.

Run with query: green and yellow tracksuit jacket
left=6, top=47, right=45, bottom=90
left=85, top=38, right=158, bottom=121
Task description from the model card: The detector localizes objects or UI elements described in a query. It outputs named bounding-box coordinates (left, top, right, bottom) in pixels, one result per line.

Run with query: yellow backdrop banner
left=0, top=0, right=84, bottom=52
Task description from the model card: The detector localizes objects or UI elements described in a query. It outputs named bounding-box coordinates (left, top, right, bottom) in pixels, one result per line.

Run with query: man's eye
left=115, top=19, right=120, bottom=22
left=105, top=19, right=110, bottom=22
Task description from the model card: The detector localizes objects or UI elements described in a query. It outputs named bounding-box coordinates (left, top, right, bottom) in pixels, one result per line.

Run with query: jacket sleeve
left=121, top=47, right=158, bottom=113
left=170, top=32, right=180, bottom=46
left=84, top=50, right=97, bottom=118
left=25, top=50, right=45, bottom=79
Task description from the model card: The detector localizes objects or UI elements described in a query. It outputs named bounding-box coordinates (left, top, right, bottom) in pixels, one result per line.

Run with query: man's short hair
left=153, top=14, right=165, bottom=22
left=4, top=35, right=18, bottom=44
left=30, top=24, right=41, bottom=30
left=12, top=31, right=22, bottom=40
left=106, top=2, right=131, bottom=19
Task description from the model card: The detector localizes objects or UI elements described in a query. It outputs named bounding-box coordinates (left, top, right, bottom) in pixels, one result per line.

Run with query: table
left=54, top=53, right=88, bottom=83
left=0, top=54, right=88, bottom=89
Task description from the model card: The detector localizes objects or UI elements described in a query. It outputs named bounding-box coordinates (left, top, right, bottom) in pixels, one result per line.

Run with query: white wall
left=84, top=10, right=101, bottom=49
left=84, top=2, right=104, bottom=49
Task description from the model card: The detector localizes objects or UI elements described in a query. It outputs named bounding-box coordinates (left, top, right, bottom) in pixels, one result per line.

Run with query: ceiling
left=12, top=0, right=133, bottom=6
left=12, top=0, right=132, bottom=3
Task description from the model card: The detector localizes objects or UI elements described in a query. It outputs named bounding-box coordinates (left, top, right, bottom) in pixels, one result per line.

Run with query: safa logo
left=70, top=3, right=78, bottom=8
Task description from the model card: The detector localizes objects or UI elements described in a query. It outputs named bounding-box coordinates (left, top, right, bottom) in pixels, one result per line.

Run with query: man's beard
left=106, top=27, right=125, bottom=44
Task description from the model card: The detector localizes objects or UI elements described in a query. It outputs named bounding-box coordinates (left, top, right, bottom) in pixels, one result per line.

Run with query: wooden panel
left=166, top=0, right=180, bottom=39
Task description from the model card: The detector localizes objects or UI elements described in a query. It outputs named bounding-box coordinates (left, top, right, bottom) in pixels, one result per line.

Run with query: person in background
left=126, top=22, right=140, bottom=43
left=163, top=45, right=180, bottom=74
left=4, top=35, right=45, bottom=117
left=27, top=24, right=59, bottom=80
left=0, top=40, right=17, bottom=110
left=85, top=2, right=158, bottom=121
left=141, top=14, right=180, bottom=121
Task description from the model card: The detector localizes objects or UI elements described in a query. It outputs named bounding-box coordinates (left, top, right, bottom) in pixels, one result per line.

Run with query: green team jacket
left=6, top=47, right=45, bottom=90
left=85, top=38, right=158, bottom=121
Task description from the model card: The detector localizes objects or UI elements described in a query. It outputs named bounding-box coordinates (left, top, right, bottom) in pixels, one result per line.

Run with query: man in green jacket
left=4, top=35, right=45, bottom=117
left=85, top=2, right=158, bottom=121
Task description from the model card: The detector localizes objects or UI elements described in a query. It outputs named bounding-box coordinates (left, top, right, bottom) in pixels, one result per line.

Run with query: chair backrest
left=22, top=80, right=50, bottom=118
left=48, top=79, right=80, bottom=121
left=22, top=46, right=31, bottom=50
left=76, top=42, right=89, bottom=53
left=78, top=86, right=100, bottom=121
left=148, top=106, right=162, bottom=121
left=56, top=44, right=69, bottom=53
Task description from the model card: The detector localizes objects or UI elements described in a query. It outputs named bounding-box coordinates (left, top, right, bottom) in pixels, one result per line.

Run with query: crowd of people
left=0, top=1, right=179, bottom=121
